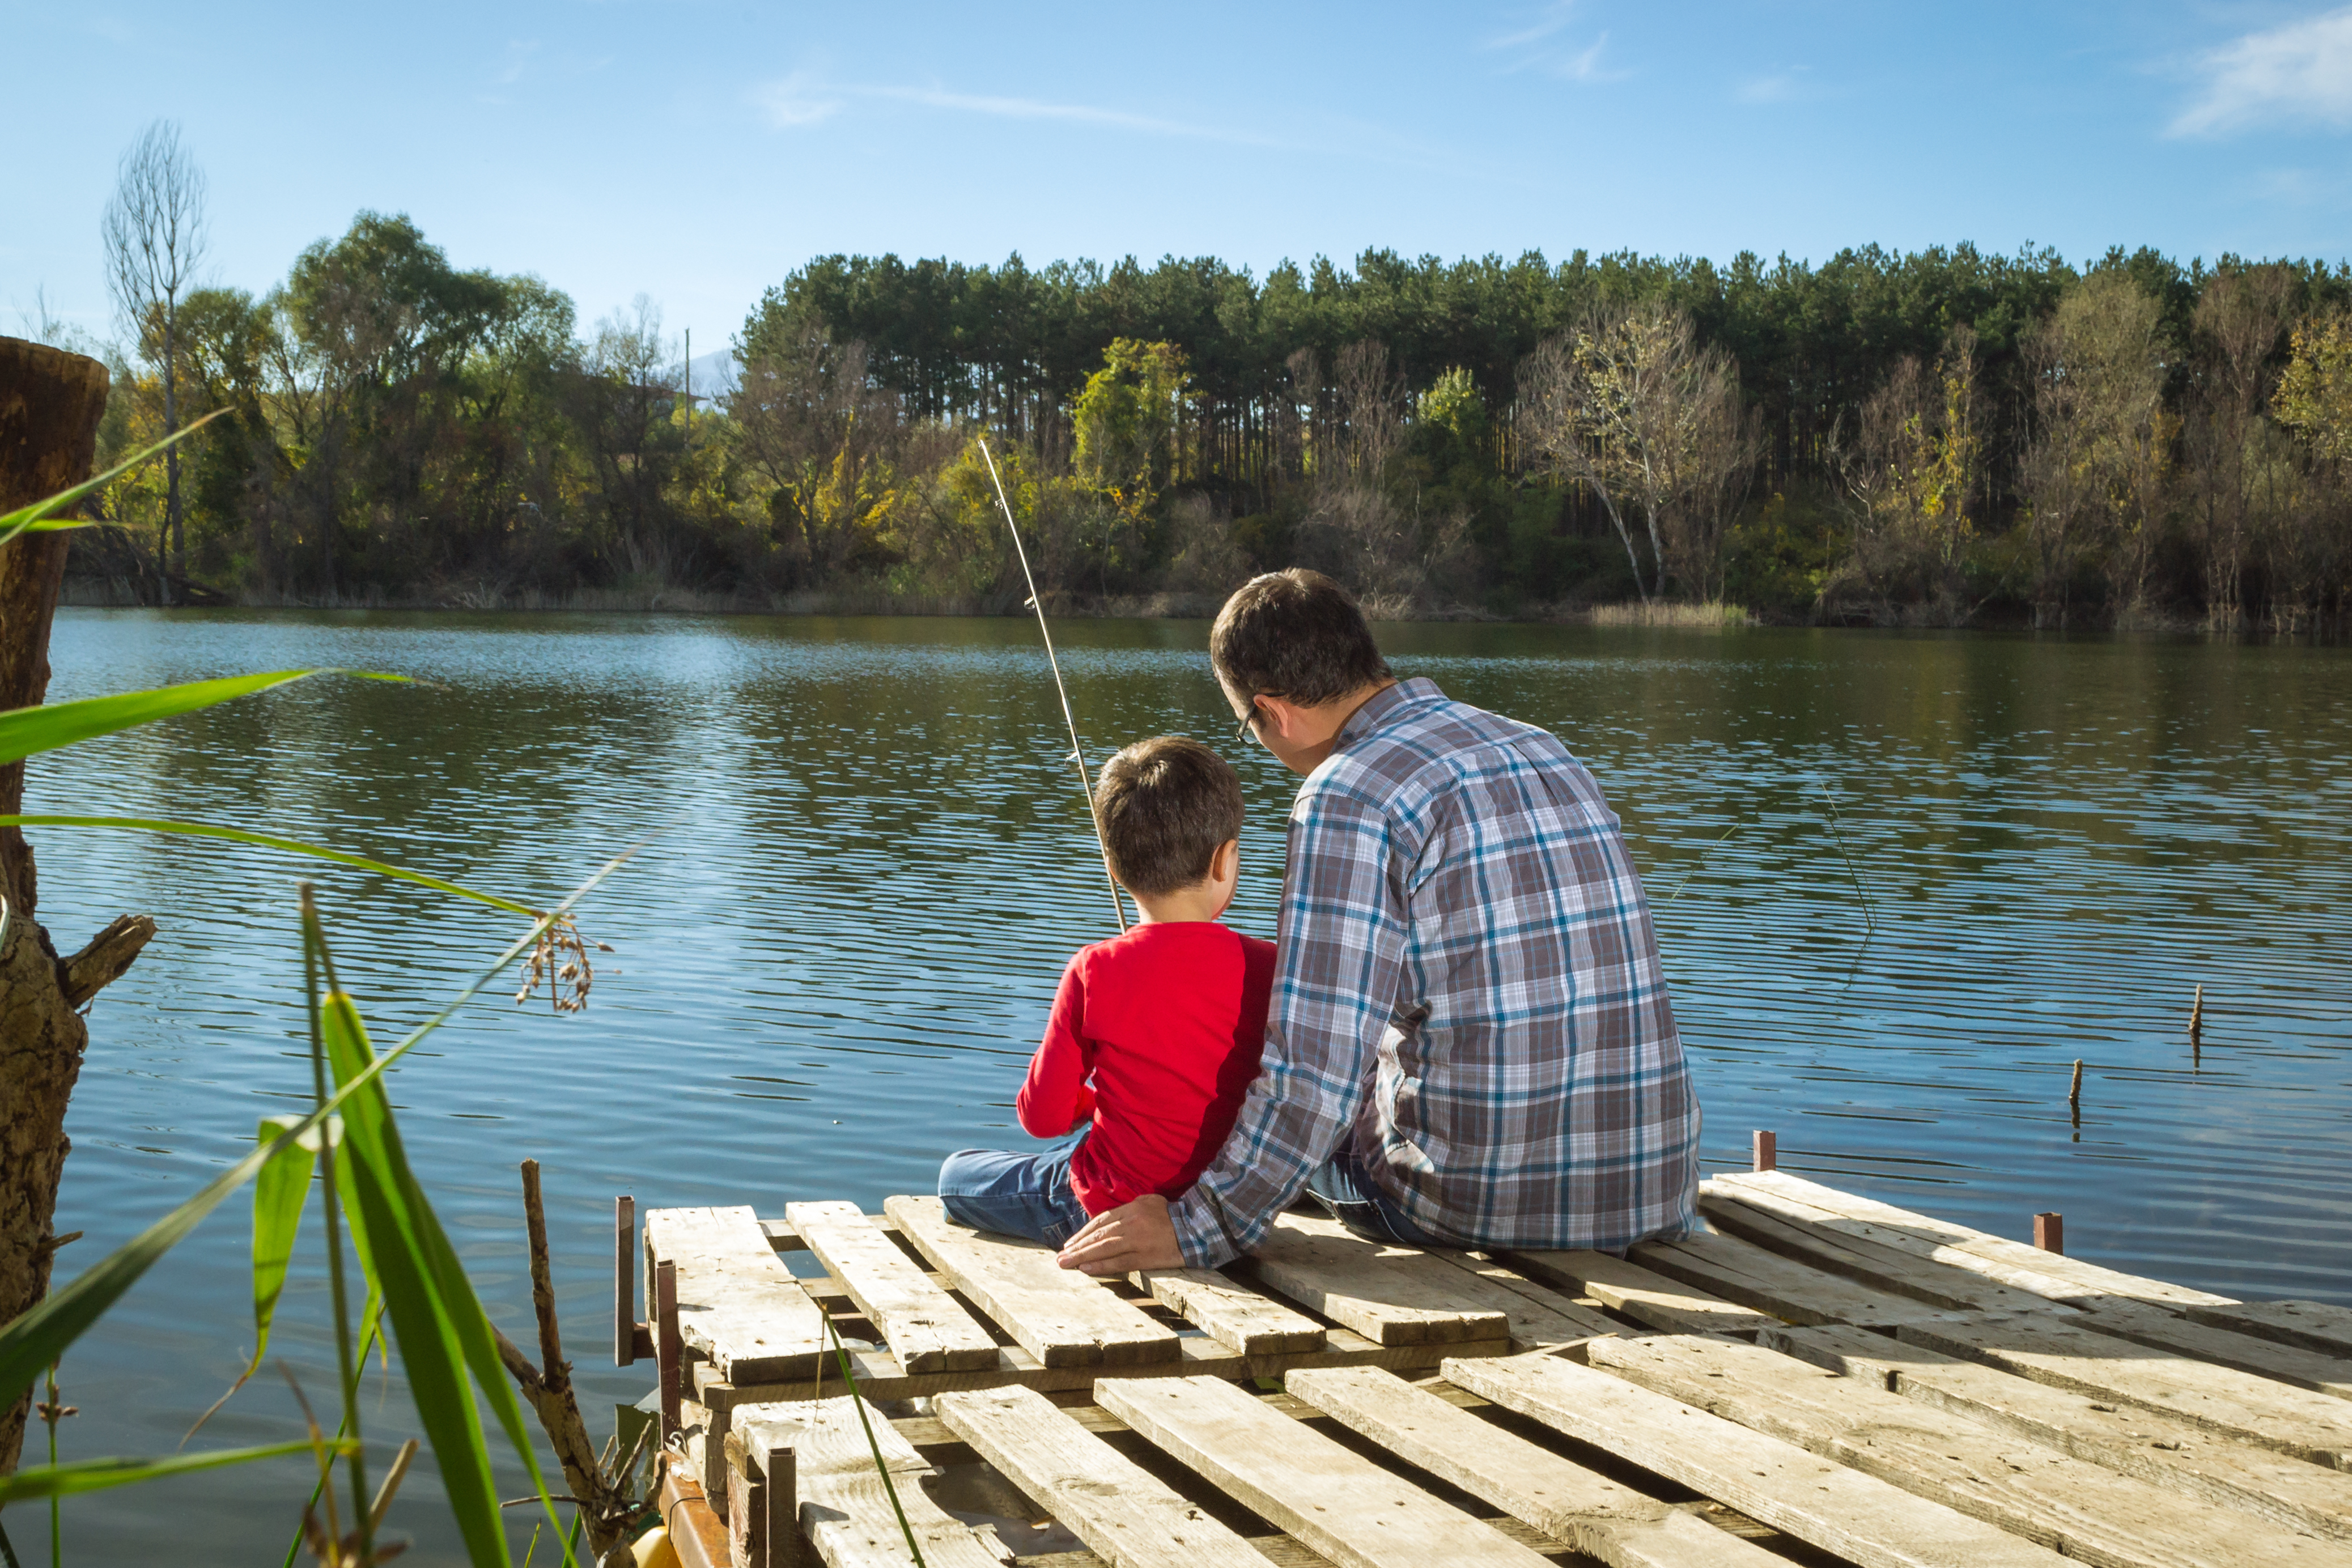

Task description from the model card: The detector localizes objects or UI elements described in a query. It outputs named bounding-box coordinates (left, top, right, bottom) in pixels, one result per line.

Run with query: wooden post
left=2068, top=1060, right=2083, bottom=1126
left=615, top=1195, right=636, bottom=1366
left=763, top=1439, right=797, bottom=1568
left=1751, top=1129, right=1776, bottom=1173
left=2189, top=984, right=2204, bottom=1060
left=656, top=1257, right=682, bottom=1440
left=0, top=337, right=158, bottom=1478
left=2034, top=1212, right=2064, bottom=1255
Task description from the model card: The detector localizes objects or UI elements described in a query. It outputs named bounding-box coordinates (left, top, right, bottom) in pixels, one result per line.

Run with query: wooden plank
left=933, top=1384, right=1268, bottom=1568
left=1768, top=1324, right=2352, bottom=1544
left=1630, top=1232, right=1960, bottom=1329
left=1442, top=1350, right=2072, bottom=1568
left=1095, top=1372, right=1558, bottom=1568
left=1698, top=1185, right=2083, bottom=1315
left=2077, top=1297, right=2352, bottom=1399
left=1131, top=1268, right=1325, bottom=1355
left=1425, top=1253, right=1623, bottom=1350
left=1286, top=1365, right=1786, bottom=1568
left=1897, top=1311, right=2352, bottom=1470
left=785, top=1200, right=1000, bottom=1374
left=1586, top=1332, right=2352, bottom=1568
left=1709, top=1172, right=2235, bottom=1308
left=1499, top=1250, right=1781, bottom=1339
left=884, top=1196, right=1178, bottom=1369
left=1241, top=1212, right=1511, bottom=1346
left=2189, top=1302, right=2352, bottom=1361
left=732, top=1396, right=1011, bottom=1568
left=697, top=1323, right=1513, bottom=1409
left=648, top=1206, right=830, bottom=1384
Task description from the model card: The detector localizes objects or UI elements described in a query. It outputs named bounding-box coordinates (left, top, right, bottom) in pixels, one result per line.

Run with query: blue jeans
left=937, top=1132, right=1093, bottom=1248
left=1304, top=1145, right=1446, bottom=1248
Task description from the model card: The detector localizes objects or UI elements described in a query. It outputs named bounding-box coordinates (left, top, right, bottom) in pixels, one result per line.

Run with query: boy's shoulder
left=1069, top=923, right=1271, bottom=979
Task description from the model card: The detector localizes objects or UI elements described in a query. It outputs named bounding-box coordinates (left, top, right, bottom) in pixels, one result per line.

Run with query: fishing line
left=977, top=437, right=1130, bottom=932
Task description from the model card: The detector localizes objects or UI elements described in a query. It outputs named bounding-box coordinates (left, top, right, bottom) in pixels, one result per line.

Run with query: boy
left=937, top=735, right=1275, bottom=1248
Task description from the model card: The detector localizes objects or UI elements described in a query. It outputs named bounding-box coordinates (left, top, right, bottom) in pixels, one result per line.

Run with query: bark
left=0, top=336, right=158, bottom=1477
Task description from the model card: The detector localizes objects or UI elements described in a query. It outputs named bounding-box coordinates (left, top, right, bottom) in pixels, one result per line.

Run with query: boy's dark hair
left=1094, top=736, right=1245, bottom=898
left=1209, top=568, right=1391, bottom=708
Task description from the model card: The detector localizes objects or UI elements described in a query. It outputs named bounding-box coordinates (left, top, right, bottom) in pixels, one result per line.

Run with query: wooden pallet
left=624, top=1173, right=2352, bottom=1568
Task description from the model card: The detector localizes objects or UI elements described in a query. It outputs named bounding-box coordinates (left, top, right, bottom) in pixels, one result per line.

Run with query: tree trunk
left=0, top=335, right=158, bottom=1478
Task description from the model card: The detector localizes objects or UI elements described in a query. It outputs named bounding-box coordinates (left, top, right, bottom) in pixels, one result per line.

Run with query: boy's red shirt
left=1016, top=921, right=1277, bottom=1216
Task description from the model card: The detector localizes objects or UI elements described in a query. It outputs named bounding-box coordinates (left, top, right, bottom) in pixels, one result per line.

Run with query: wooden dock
left=619, top=1165, right=2352, bottom=1568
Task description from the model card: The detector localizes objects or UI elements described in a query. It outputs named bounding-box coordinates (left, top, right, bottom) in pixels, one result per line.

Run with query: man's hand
left=1056, top=1193, right=1182, bottom=1275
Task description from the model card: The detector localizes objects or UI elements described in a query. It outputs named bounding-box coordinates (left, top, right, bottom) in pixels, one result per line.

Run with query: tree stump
left=0, top=337, right=158, bottom=1476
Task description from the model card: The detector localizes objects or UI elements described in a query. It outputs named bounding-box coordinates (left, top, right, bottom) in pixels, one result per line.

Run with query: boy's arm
left=1015, top=960, right=1095, bottom=1137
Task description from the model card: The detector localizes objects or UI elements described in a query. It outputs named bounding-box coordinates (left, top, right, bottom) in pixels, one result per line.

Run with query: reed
left=0, top=431, right=629, bottom=1564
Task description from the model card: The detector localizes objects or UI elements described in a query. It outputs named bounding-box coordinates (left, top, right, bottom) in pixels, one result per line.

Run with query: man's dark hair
left=1094, top=736, right=1245, bottom=897
left=1209, top=568, right=1391, bottom=708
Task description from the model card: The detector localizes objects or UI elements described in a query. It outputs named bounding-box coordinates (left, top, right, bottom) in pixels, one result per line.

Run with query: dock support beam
left=656, top=1257, right=682, bottom=1440
left=1751, top=1130, right=1776, bottom=1173
left=2034, top=1212, right=2064, bottom=1255
left=615, top=1194, right=636, bottom=1366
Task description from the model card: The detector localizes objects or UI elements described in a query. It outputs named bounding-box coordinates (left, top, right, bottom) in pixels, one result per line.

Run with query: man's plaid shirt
left=1171, top=677, right=1701, bottom=1267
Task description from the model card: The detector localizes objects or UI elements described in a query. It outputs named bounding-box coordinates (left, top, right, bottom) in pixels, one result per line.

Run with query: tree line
left=59, top=122, right=2352, bottom=627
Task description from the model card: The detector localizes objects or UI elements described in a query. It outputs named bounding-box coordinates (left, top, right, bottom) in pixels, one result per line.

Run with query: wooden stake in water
left=2189, top=983, right=2205, bottom=1061
left=2069, top=1059, right=2084, bottom=1126
left=977, top=437, right=1130, bottom=932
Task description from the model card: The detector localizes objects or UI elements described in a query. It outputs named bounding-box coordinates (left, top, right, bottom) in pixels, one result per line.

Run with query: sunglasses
left=1234, top=702, right=1262, bottom=745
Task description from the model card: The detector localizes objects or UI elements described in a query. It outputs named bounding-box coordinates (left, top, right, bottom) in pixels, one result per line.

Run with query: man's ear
left=1255, top=693, right=1302, bottom=740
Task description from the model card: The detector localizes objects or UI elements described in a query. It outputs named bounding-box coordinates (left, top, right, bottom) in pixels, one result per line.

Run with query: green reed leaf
left=0, top=670, right=409, bottom=770
left=0, top=847, right=634, bottom=1413
left=0, top=409, right=226, bottom=550
left=0, top=815, right=537, bottom=917
left=183, top=1117, right=327, bottom=1443
left=320, top=987, right=571, bottom=1567
left=0, top=1439, right=353, bottom=1504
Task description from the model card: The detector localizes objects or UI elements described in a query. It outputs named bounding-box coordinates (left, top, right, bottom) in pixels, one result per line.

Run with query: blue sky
left=8, top=1, right=2352, bottom=360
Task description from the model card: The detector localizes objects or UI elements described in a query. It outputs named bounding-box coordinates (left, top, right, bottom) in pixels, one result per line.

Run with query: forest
left=62, top=205, right=2352, bottom=628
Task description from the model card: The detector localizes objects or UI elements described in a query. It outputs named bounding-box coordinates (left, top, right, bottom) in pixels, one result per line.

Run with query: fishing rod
left=978, top=437, right=1131, bottom=933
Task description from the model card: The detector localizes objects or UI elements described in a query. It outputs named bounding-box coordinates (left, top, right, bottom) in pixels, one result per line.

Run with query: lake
left=24, top=609, right=2352, bottom=1563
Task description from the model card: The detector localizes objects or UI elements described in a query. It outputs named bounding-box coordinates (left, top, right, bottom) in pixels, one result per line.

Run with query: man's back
left=1171, top=677, right=1700, bottom=1264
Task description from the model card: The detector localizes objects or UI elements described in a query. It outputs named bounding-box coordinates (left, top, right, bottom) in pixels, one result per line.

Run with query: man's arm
left=1092, top=780, right=1407, bottom=1270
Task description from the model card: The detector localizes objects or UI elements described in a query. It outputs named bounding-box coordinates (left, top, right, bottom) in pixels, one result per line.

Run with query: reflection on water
left=30, top=609, right=2352, bottom=1563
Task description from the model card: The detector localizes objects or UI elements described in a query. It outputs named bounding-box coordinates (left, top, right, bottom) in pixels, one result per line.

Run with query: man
left=1058, top=568, right=1699, bottom=1274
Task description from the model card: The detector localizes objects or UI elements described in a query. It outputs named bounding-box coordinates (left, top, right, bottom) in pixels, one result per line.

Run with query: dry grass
left=1583, top=600, right=1754, bottom=628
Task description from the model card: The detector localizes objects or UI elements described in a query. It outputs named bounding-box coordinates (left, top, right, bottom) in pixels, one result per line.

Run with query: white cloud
left=753, top=74, right=1279, bottom=146
left=2173, top=5, right=2352, bottom=136
left=1736, top=70, right=1806, bottom=105
left=1484, top=1, right=1578, bottom=51
left=756, top=71, right=843, bottom=128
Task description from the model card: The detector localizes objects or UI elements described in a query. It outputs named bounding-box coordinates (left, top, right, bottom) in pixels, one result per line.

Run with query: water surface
left=27, top=610, right=2352, bottom=1563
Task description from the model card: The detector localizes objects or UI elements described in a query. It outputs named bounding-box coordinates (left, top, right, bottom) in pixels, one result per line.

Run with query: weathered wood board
left=1287, top=1365, right=1788, bottom=1568
left=1242, top=1211, right=1512, bottom=1345
left=1130, top=1267, right=1325, bottom=1355
left=734, top=1395, right=1013, bottom=1568
left=644, top=1205, right=829, bottom=1383
left=2077, top=1295, right=2352, bottom=1399
left=934, top=1384, right=1271, bottom=1568
left=1444, top=1350, right=2074, bottom=1568
left=785, top=1200, right=1001, bottom=1373
left=1898, top=1311, right=2352, bottom=1469
left=1709, top=1172, right=2234, bottom=1308
left=1500, top=1248, right=1781, bottom=1338
left=1698, top=1183, right=2084, bottom=1315
left=2188, top=1302, right=2352, bottom=1361
left=1426, top=1251, right=1624, bottom=1349
left=1096, top=1372, right=1560, bottom=1568
left=1586, top=1331, right=2352, bottom=1568
left=1769, top=1324, right=2352, bottom=1544
left=884, top=1196, right=1178, bottom=1369
left=1631, top=1231, right=1965, bottom=1329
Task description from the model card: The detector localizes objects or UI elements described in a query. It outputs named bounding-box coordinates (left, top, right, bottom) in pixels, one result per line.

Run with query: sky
left=7, top=0, right=2352, bottom=363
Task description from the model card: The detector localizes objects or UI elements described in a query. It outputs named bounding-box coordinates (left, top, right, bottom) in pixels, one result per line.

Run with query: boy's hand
left=1057, top=1193, right=1181, bottom=1274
